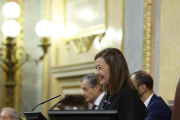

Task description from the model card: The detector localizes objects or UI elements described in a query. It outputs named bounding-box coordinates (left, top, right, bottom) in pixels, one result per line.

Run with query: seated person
left=81, top=74, right=105, bottom=110
left=131, top=70, right=172, bottom=120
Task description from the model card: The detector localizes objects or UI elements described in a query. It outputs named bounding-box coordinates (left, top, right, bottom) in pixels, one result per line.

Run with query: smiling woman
left=94, top=48, right=148, bottom=120
left=95, top=57, right=110, bottom=86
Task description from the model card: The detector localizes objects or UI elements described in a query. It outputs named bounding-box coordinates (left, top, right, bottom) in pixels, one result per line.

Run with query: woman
left=95, top=48, right=148, bottom=120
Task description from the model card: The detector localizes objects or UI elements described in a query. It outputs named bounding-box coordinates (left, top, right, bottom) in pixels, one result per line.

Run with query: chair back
left=171, top=77, right=180, bottom=120
left=167, top=100, right=174, bottom=111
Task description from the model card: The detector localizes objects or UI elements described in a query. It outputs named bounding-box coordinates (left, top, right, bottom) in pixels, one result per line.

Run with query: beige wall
left=159, top=0, right=180, bottom=102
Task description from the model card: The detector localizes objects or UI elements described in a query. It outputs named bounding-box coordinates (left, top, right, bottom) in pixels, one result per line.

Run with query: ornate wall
left=1, top=0, right=179, bottom=117
left=159, top=0, right=180, bottom=102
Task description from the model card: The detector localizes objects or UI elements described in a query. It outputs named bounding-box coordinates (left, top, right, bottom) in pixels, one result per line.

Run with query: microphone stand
left=51, top=95, right=71, bottom=110
left=32, top=95, right=61, bottom=111
left=49, top=95, right=71, bottom=120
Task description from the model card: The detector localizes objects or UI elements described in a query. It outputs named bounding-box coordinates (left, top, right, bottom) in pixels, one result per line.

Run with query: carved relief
left=68, top=33, right=105, bottom=53
left=143, top=0, right=152, bottom=74
left=5, top=86, right=15, bottom=107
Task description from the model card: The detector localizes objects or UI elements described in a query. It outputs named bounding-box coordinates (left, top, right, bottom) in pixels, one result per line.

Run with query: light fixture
left=35, top=19, right=52, bottom=60
left=0, top=2, right=51, bottom=107
left=2, top=19, right=21, bottom=37
left=2, top=2, right=20, bottom=19
left=35, top=20, right=53, bottom=38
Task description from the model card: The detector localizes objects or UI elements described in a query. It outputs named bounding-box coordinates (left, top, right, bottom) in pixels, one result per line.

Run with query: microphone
left=32, top=95, right=61, bottom=111
left=51, top=95, right=71, bottom=110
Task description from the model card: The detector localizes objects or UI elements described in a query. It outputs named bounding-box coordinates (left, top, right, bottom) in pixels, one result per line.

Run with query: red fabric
left=91, top=104, right=97, bottom=110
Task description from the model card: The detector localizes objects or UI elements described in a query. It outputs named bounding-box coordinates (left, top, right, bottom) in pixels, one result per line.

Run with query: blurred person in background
left=81, top=74, right=105, bottom=110
left=0, top=107, right=19, bottom=120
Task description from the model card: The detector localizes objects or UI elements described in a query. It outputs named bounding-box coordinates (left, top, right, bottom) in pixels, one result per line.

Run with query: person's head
left=131, top=70, right=153, bottom=100
left=81, top=74, right=102, bottom=104
left=0, top=107, right=19, bottom=120
left=94, top=48, right=135, bottom=94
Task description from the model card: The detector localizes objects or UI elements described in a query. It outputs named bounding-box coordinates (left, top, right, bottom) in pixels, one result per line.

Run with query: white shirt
left=144, top=93, right=154, bottom=107
left=94, top=92, right=105, bottom=110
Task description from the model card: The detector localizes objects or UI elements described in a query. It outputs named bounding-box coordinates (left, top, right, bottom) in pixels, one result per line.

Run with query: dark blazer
left=107, top=86, right=148, bottom=120
left=98, top=94, right=106, bottom=109
left=145, top=94, right=172, bottom=120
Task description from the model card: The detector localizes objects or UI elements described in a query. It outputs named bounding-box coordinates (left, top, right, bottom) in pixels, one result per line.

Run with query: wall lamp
left=1, top=2, right=52, bottom=107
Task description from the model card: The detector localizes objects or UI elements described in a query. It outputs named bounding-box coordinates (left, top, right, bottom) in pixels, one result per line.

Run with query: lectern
left=48, top=110, right=120, bottom=120
left=24, top=111, right=47, bottom=120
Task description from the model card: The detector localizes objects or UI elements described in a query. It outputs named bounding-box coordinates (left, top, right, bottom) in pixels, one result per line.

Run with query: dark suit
left=106, top=86, right=148, bottom=120
left=145, top=94, right=172, bottom=120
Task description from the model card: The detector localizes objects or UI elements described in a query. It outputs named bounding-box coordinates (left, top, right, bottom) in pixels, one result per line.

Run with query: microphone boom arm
left=32, top=95, right=61, bottom=112
left=51, top=95, right=71, bottom=110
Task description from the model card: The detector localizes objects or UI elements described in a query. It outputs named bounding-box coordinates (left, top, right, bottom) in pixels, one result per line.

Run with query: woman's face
left=95, top=57, right=110, bottom=85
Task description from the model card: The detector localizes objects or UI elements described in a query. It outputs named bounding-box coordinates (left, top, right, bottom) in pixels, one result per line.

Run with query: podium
left=48, top=110, right=120, bottom=120
left=24, top=111, right=47, bottom=120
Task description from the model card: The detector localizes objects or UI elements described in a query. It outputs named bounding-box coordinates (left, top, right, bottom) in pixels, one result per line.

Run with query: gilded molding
left=143, top=0, right=152, bottom=74
left=45, top=0, right=51, bottom=20
left=15, top=0, right=24, bottom=114
left=42, top=0, right=51, bottom=117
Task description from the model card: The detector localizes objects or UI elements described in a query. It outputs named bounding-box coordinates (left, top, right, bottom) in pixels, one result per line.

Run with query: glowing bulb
left=2, top=2, right=21, bottom=19
left=2, top=19, right=21, bottom=37
left=35, top=20, right=53, bottom=38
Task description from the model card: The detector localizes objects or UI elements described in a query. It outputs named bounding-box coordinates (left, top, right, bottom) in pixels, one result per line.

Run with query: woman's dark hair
left=95, top=48, right=136, bottom=94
